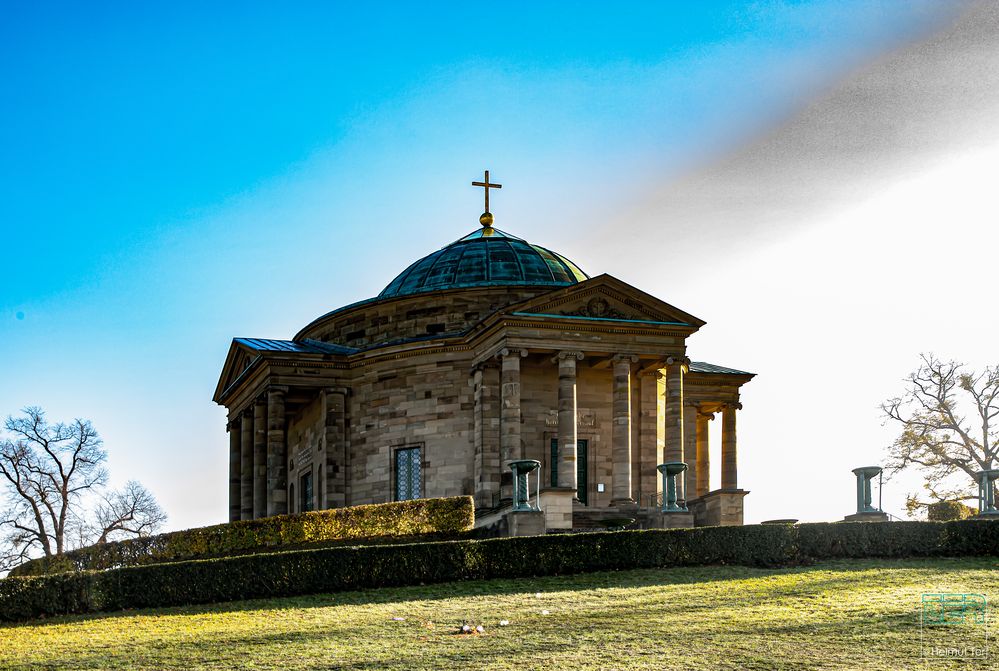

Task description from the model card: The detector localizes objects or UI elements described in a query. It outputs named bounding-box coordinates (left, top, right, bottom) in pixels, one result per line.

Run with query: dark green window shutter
left=395, top=446, right=422, bottom=501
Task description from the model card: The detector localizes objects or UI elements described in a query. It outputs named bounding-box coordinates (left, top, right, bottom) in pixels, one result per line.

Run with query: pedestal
left=687, top=489, right=749, bottom=526
left=647, top=509, right=695, bottom=529
left=844, top=511, right=889, bottom=522
left=507, top=510, right=546, bottom=537
left=539, top=487, right=575, bottom=530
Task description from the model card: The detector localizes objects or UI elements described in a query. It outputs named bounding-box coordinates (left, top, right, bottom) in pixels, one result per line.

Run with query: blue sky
left=3, top=1, right=990, bottom=530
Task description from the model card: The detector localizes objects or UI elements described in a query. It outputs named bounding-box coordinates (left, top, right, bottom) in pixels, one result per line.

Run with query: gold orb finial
left=472, top=170, right=501, bottom=228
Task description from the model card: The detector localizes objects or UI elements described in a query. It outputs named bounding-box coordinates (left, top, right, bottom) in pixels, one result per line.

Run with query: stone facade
left=214, top=226, right=755, bottom=529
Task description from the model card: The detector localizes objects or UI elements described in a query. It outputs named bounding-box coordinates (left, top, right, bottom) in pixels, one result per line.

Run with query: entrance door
left=549, top=438, right=589, bottom=505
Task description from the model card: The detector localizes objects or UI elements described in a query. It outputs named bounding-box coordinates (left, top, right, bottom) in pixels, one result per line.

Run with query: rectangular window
left=395, top=446, right=422, bottom=501
left=300, top=471, right=314, bottom=512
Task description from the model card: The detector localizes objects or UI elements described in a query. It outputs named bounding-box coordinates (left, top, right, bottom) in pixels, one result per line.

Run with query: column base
left=687, top=488, right=749, bottom=527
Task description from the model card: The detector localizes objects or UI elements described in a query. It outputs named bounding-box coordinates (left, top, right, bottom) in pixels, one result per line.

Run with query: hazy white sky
left=589, top=2, right=999, bottom=522
left=2, top=1, right=996, bottom=530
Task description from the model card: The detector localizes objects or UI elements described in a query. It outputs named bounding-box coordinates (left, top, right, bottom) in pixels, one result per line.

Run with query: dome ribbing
left=378, top=227, right=588, bottom=299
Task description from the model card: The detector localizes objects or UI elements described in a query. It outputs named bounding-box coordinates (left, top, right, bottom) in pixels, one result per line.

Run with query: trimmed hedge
left=2, top=519, right=997, bottom=622
left=10, top=496, right=475, bottom=577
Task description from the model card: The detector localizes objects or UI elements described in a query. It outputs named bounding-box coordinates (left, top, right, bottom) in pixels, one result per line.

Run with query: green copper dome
left=379, top=227, right=588, bottom=299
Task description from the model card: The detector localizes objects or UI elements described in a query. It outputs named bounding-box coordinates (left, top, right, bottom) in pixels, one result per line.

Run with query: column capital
left=267, top=385, right=290, bottom=395
left=665, top=355, right=691, bottom=367
left=612, top=353, right=640, bottom=365
left=471, top=359, right=501, bottom=373
left=721, top=401, right=743, bottom=411
left=552, top=350, right=584, bottom=364
left=697, top=411, right=716, bottom=421
left=499, top=347, right=529, bottom=359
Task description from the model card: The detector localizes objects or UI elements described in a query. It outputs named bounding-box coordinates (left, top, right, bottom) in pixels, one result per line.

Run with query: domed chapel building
left=214, top=173, right=754, bottom=532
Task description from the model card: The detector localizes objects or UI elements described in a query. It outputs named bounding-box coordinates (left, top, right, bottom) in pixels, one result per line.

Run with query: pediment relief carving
left=559, top=296, right=644, bottom=321
left=507, top=275, right=705, bottom=328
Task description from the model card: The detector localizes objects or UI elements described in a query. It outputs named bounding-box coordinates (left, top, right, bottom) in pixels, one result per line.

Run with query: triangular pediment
left=212, top=341, right=261, bottom=404
left=505, top=274, right=706, bottom=328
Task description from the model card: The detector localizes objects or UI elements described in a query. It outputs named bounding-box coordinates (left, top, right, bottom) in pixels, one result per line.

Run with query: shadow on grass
left=7, top=562, right=996, bottom=671
left=3, top=557, right=994, bottom=632
left=38, top=600, right=938, bottom=671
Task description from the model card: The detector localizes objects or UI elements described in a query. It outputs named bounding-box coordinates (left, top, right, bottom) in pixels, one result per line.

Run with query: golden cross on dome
left=472, top=170, right=502, bottom=227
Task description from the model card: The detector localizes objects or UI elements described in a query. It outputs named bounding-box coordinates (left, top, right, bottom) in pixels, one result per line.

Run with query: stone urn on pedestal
left=844, top=466, right=888, bottom=522
left=976, top=469, right=999, bottom=517
left=656, top=462, right=694, bottom=528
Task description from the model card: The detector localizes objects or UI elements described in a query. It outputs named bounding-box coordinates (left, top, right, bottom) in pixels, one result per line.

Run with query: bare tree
left=93, top=480, right=166, bottom=544
left=0, top=407, right=165, bottom=569
left=882, top=354, right=998, bottom=514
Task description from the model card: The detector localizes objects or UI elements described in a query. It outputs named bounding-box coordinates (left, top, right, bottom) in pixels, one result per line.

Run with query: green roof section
left=689, top=361, right=755, bottom=376
left=234, top=337, right=357, bottom=356
left=379, top=227, right=589, bottom=299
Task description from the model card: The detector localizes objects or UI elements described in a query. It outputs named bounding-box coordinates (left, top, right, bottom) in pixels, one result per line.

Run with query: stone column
left=240, top=408, right=253, bottom=520
left=682, top=402, right=698, bottom=503
left=266, top=386, right=288, bottom=517
left=323, top=388, right=348, bottom=509
left=228, top=418, right=241, bottom=522
left=556, top=351, right=583, bottom=497
left=663, top=357, right=686, bottom=499
left=500, top=349, right=527, bottom=500
left=473, top=362, right=501, bottom=507
left=695, top=411, right=712, bottom=497
left=721, top=402, right=741, bottom=490
left=611, top=354, right=637, bottom=505
left=638, top=370, right=663, bottom=506
left=252, top=397, right=267, bottom=519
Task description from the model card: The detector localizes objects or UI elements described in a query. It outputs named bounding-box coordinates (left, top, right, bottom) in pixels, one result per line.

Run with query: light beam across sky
left=1, top=1, right=995, bottom=530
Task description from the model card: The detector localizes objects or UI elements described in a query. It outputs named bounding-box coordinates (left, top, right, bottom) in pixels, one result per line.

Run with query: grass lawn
left=1, top=557, right=996, bottom=670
